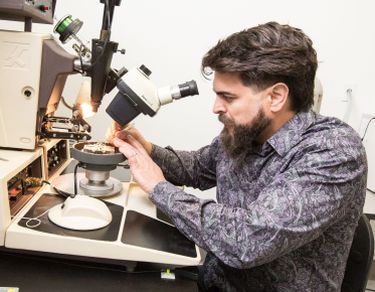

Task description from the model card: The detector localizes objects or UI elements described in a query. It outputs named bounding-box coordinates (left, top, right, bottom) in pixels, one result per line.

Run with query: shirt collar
left=259, top=111, right=316, bottom=157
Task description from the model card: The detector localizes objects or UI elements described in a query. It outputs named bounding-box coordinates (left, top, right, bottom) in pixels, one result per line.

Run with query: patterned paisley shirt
left=149, top=111, right=367, bottom=291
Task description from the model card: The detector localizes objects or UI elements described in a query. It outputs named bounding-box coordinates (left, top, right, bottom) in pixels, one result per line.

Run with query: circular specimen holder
left=71, top=142, right=125, bottom=169
left=69, top=142, right=126, bottom=197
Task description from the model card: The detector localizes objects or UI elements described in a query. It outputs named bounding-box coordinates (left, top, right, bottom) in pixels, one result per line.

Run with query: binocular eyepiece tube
left=158, top=80, right=199, bottom=106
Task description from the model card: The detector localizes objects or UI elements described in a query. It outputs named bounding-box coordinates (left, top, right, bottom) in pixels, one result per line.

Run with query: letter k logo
left=4, top=43, right=29, bottom=69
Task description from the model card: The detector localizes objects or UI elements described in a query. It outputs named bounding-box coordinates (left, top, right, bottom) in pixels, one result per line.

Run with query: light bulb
left=80, top=102, right=94, bottom=118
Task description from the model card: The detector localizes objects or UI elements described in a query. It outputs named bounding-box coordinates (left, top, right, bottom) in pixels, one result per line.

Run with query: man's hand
left=107, top=121, right=153, bottom=155
left=112, top=134, right=166, bottom=193
left=115, top=125, right=153, bottom=155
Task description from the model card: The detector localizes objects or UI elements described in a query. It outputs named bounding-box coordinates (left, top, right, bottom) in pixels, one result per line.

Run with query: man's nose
left=213, top=97, right=225, bottom=114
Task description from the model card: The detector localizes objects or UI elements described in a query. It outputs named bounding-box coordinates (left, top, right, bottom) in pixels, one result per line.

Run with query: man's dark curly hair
left=201, top=22, right=318, bottom=112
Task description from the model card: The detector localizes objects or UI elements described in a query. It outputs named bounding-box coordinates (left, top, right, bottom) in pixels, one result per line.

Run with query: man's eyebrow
left=213, top=89, right=237, bottom=96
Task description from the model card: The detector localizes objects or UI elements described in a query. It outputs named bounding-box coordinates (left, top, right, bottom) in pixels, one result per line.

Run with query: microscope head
left=106, top=65, right=199, bottom=126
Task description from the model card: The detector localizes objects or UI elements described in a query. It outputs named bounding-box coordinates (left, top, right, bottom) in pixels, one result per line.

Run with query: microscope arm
left=86, top=0, right=123, bottom=112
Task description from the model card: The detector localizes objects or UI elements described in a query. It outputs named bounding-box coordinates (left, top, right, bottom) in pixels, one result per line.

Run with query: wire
left=23, top=209, right=51, bottom=228
left=73, top=162, right=83, bottom=195
left=13, top=175, right=82, bottom=228
left=11, top=180, right=51, bottom=228
left=361, top=117, right=375, bottom=141
left=60, top=96, right=74, bottom=110
left=42, top=162, right=81, bottom=198
left=165, top=146, right=194, bottom=181
left=42, top=180, right=75, bottom=199
left=361, top=116, right=375, bottom=199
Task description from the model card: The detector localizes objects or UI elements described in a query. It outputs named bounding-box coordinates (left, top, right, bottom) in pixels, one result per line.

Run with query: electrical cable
left=361, top=117, right=375, bottom=193
left=165, top=146, right=194, bottom=181
left=73, top=162, right=83, bottom=195
left=10, top=180, right=53, bottom=228
left=23, top=209, right=50, bottom=228
left=12, top=174, right=82, bottom=228
left=41, top=162, right=82, bottom=197
left=61, top=96, right=74, bottom=110
left=361, top=117, right=375, bottom=141
left=41, top=180, right=73, bottom=198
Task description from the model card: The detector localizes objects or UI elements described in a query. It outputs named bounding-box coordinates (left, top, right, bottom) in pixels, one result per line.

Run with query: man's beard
left=219, top=108, right=271, bottom=159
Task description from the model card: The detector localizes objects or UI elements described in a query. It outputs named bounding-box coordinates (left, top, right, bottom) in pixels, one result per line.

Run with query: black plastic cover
left=106, top=79, right=156, bottom=126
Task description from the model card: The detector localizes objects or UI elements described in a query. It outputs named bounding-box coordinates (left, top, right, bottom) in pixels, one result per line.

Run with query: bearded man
left=112, top=22, right=367, bottom=291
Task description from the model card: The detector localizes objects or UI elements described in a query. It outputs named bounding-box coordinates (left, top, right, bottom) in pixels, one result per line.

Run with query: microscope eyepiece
left=178, top=80, right=199, bottom=98
left=159, top=80, right=199, bottom=104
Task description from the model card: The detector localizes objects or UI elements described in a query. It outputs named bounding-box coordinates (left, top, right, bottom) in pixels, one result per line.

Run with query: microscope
left=0, top=0, right=198, bottom=150
left=0, top=0, right=201, bottom=269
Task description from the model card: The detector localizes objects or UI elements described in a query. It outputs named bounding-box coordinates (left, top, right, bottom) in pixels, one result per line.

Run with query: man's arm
left=150, top=142, right=218, bottom=190
left=112, top=133, right=218, bottom=192
left=149, top=139, right=367, bottom=269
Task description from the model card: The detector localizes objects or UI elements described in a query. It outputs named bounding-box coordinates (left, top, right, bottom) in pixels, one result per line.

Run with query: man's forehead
left=213, top=72, right=258, bottom=94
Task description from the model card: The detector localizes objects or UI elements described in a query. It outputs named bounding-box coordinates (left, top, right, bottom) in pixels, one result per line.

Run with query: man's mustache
left=218, top=114, right=230, bottom=125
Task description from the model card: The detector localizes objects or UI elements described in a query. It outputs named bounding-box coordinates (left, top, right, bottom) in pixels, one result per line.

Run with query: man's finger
left=126, top=134, right=148, bottom=155
left=115, top=130, right=128, bottom=140
left=112, top=121, right=123, bottom=132
left=113, top=138, right=138, bottom=160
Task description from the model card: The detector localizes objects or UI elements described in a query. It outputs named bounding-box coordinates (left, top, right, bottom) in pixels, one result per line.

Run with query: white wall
left=1, top=0, right=375, bottom=148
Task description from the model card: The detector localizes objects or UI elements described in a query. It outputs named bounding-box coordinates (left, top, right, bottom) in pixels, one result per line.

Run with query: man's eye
left=223, top=95, right=235, bottom=101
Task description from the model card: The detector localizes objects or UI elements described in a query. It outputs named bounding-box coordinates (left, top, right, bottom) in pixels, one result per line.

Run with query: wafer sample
left=82, top=142, right=115, bottom=154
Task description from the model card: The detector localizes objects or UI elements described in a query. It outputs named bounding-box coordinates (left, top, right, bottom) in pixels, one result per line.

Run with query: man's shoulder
left=272, top=111, right=363, bottom=157
left=293, top=114, right=366, bottom=168
left=304, top=113, right=362, bottom=147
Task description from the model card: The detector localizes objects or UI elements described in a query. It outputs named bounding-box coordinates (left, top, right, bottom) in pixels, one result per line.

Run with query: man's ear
left=267, top=83, right=289, bottom=113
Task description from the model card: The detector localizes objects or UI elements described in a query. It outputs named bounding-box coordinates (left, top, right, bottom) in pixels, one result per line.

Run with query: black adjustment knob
left=139, top=64, right=152, bottom=76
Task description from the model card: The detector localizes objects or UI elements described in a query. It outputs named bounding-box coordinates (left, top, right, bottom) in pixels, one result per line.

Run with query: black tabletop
left=0, top=249, right=199, bottom=292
